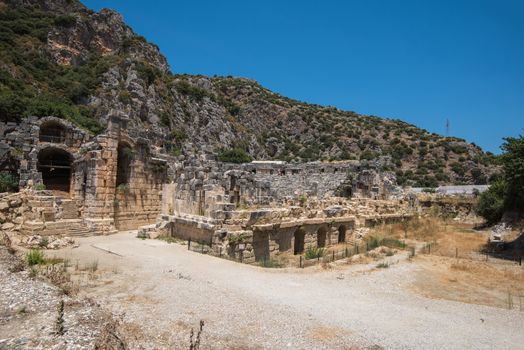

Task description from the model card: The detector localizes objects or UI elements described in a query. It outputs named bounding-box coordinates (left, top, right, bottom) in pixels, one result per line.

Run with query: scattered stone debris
left=19, top=234, right=77, bottom=250
left=0, top=246, right=127, bottom=349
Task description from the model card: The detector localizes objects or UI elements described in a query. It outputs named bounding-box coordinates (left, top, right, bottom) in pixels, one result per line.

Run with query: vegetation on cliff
left=0, top=0, right=498, bottom=186
left=0, top=5, right=104, bottom=133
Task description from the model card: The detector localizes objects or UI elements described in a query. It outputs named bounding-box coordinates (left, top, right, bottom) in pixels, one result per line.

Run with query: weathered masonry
left=1, top=113, right=404, bottom=247
left=1, top=115, right=168, bottom=235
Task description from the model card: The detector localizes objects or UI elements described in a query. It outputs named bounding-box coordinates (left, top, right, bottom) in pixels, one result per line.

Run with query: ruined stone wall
left=1, top=114, right=172, bottom=235
left=101, top=117, right=168, bottom=231
left=1, top=117, right=89, bottom=190
left=161, top=159, right=360, bottom=219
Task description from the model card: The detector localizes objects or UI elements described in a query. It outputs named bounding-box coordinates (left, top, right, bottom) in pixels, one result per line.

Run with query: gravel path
left=0, top=247, right=124, bottom=350
left=57, top=231, right=524, bottom=349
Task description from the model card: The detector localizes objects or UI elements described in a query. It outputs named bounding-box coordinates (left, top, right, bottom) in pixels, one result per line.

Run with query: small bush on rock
left=26, top=249, right=46, bottom=265
left=217, top=148, right=252, bottom=163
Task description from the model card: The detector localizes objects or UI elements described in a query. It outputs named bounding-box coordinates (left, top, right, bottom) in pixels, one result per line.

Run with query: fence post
left=345, top=247, right=348, bottom=257
left=219, top=247, right=222, bottom=257
left=455, top=247, right=458, bottom=259
left=201, top=243, right=204, bottom=254
left=428, top=243, right=431, bottom=254
left=332, top=251, right=335, bottom=261
left=356, top=245, right=359, bottom=254
left=188, top=238, right=191, bottom=250
left=300, top=256, right=303, bottom=268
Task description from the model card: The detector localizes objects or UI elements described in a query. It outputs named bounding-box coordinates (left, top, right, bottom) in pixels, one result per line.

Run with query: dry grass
left=411, top=255, right=524, bottom=309
left=307, top=325, right=352, bottom=342
left=372, top=217, right=489, bottom=259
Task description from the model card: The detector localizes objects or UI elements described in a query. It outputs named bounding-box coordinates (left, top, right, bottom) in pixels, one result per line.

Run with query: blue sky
left=83, top=0, right=524, bottom=154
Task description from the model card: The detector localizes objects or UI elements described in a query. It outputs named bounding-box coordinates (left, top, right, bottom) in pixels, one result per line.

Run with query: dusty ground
left=0, top=246, right=126, bottom=350
left=50, top=231, right=524, bottom=350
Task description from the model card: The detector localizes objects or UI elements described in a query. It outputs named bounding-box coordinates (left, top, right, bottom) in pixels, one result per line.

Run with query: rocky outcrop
left=0, top=0, right=497, bottom=186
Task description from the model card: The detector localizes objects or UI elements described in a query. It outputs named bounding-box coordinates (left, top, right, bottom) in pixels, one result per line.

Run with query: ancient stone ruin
left=2, top=113, right=421, bottom=262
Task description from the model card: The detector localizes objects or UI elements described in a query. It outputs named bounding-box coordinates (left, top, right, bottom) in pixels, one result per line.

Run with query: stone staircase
left=21, top=219, right=91, bottom=237
left=59, top=199, right=80, bottom=220
left=21, top=192, right=94, bottom=237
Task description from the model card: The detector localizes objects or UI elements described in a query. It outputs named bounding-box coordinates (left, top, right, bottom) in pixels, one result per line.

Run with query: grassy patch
left=305, top=245, right=326, bottom=260
left=258, top=257, right=283, bottom=268
left=26, top=249, right=46, bottom=265
left=366, top=236, right=406, bottom=250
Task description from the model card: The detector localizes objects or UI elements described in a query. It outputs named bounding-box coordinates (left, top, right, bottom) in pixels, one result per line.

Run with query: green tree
left=477, top=179, right=506, bottom=224
left=477, top=135, right=524, bottom=223
left=500, top=135, right=524, bottom=209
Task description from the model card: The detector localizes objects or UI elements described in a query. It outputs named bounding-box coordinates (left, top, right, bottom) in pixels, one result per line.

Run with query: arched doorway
left=39, top=120, right=66, bottom=143
left=338, top=225, right=347, bottom=243
left=37, top=147, right=73, bottom=193
left=116, top=142, right=133, bottom=187
left=293, top=228, right=306, bottom=255
left=317, top=226, right=327, bottom=248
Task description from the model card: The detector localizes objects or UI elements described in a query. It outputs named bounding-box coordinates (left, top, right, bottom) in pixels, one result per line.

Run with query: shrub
left=54, top=14, right=76, bottom=27
left=477, top=180, right=506, bottom=224
left=27, top=249, right=46, bottom=265
left=360, top=150, right=377, bottom=161
left=135, top=61, right=161, bottom=85
left=304, top=245, right=325, bottom=260
left=376, top=262, right=390, bottom=268
left=0, top=173, right=18, bottom=192
left=117, top=183, right=130, bottom=195
left=34, top=183, right=46, bottom=191
left=298, top=194, right=308, bottom=206
left=174, top=80, right=214, bottom=102
left=38, top=237, right=49, bottom=248
left=218, top=148, right=252, bottom=163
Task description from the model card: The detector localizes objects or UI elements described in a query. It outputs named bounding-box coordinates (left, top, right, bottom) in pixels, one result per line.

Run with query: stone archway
left=293, top=228, right=306, bottom=255
left=338, top=225, right=347, bottom=243
left=317, top=226, right=327, bottom=248
left=37, top=147, right=73, bottom=194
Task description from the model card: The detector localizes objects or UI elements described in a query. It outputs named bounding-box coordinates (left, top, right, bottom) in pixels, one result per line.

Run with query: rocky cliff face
left=0, top=0, right=497, bottom=186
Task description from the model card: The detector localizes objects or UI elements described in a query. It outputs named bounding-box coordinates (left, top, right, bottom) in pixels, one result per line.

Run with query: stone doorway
left=317, top=226, right=327, bottom=248
left=37, top=147, right=73, bottom=194
left=338, top=225, right=347, bottom=243
left=293, top=228, right=306, bottom=255
left=116, top=142, right=133, bottom=187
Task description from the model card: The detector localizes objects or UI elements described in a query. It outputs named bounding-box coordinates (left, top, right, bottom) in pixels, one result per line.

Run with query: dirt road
left=56, top=231, right=524, bottom=349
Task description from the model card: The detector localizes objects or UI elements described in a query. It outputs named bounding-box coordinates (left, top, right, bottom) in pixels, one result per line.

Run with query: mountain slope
left=0, top=0, right=497, bottom=186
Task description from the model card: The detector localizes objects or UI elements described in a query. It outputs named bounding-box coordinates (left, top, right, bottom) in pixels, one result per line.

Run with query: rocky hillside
left=0, top=0, right=497, bottom=186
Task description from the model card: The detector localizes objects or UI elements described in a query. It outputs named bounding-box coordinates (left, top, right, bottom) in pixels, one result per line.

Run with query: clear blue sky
left=83, top=0, right=523, bottom=154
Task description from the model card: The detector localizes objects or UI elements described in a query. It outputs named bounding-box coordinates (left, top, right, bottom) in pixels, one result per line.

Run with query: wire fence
left=184, top=237, right=524, bottom=311
left=298, top=243, right=372, bottom=268
left=185, top=236, right=523, bottom=271
left=417, top=243, right=523, bottom=266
